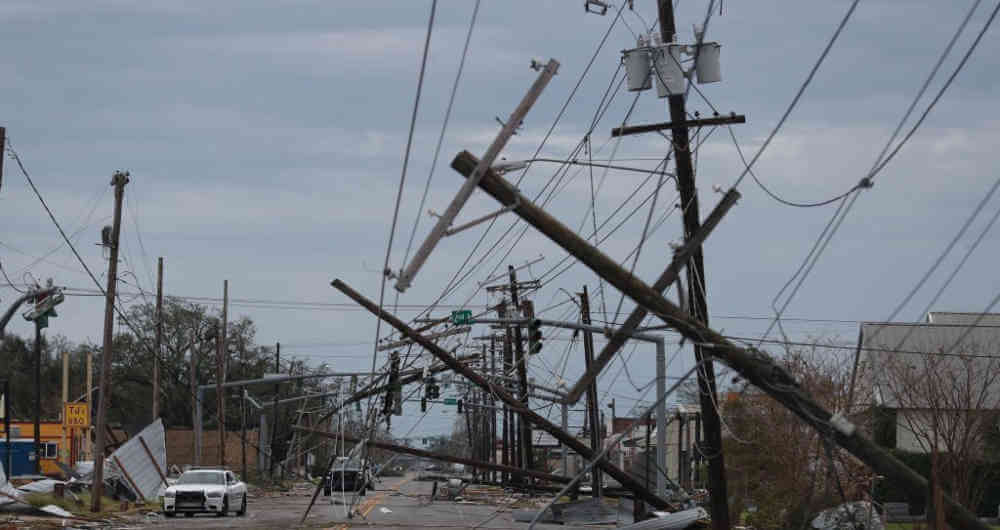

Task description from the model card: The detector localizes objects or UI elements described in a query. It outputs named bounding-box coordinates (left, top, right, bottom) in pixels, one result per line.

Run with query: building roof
left=857, top=316, right=1000, bottom=409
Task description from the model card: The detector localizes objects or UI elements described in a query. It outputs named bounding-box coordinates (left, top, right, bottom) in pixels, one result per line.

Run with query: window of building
left=44, top=442, right=57, bottom=459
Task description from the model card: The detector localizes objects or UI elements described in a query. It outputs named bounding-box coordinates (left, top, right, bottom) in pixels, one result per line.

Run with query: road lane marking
left=337, top=476, right=414, bottom=530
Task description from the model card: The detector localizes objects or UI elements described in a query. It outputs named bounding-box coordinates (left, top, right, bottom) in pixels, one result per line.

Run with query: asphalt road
left=138, top=474, right=625, bottom=529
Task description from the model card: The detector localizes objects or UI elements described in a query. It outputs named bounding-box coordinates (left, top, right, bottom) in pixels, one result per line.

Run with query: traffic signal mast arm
left=0, top=286, right=61, bottom=338
left=448, top=150, right=987, bottom=530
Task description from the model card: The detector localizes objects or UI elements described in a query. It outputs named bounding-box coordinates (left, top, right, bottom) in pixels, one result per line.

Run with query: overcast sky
left=2, top=0, right=999, bottom=440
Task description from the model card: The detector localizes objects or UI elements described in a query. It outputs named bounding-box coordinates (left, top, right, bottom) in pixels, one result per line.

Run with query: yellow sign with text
left=64, top=403, right=89, bottom=428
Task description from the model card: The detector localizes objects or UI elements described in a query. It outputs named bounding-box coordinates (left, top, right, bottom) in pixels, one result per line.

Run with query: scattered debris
left=811, top=501, right=884, bottom=530
left=514, top=498, right=622, bottom=525
left=620, top=507, right=710, bottom=529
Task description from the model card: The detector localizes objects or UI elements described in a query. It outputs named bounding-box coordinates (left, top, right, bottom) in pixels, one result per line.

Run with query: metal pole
left=61, top=351, right=68, bottom=467
left=91, top=170, right=128, bottom=512
left=508, top=266, right=533, bottom=474
left=395, top=59, right=559, bottom=292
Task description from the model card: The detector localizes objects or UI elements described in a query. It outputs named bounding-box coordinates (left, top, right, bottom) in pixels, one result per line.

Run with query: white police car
left=162, top=468, right=247, bottom=517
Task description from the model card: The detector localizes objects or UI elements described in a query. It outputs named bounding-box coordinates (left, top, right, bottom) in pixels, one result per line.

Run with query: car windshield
left=177, top=471, right=225, bottom=485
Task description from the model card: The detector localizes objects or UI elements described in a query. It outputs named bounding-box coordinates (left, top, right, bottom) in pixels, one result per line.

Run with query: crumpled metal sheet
left=621, top=507, right=709, bottom=529
left=38, top=504, right=72, bottom=517
left=105, top=419, right=166, bottom=501
left=0, top=459, right=26, bottom=506
left=811, top=501, right=884, bottom=530
left=16, top=479, right=63, bottom=494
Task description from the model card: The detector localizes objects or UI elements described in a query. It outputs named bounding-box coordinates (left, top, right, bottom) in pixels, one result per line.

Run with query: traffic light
left=421, top=397, right=427, bottom=412
left=528, top=318, right=542, bottom=355
left=457, top=400, right=463, bottom=413
left=425, top=376, right=439, bottom=400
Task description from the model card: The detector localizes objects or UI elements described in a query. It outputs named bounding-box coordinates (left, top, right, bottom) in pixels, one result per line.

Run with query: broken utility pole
left=394, top=59, right=559, bottom=292
left=656, top=1, right=730, bottom=527
left=449, top=149, right=987, bottom=530
left=330, top=279, right=676, bottom=510
left=91, top=170, right=129, bottom=513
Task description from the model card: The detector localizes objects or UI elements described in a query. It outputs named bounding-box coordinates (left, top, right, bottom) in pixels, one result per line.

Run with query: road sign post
left=450, top=310, right=472, bottom=325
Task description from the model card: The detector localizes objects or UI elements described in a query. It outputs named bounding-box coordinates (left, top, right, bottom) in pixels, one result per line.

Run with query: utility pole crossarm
left=447, top=150, right=986, bottom=530
left=611, top=113, right=746, bottom=137
left=394, top=59, right=559, bottom=292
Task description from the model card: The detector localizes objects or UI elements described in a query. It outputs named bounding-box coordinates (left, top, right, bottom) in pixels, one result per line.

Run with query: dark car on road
left=324, top=467, right=368, bottom=496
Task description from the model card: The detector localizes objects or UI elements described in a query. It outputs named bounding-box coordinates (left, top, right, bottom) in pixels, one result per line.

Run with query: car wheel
left=164, top=512, right=175, bottom=518
left=217, top=496, right=228, bottom=517
left=184, top=513, right=194, bottom=518
left=237, top=494, right=247, bottom=516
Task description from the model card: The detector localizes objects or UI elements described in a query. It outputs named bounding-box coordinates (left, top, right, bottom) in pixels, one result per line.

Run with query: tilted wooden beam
left=449, top=149, right=987, bottom=530
left=564, top=187, right=740, bottom=404
left=329, top=279, right=677, bottom=511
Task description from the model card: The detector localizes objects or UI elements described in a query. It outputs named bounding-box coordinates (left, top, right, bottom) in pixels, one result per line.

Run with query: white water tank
left=623, top=47, right=651, bottom=91
left=695, top=42, right=722, bottom=84
left=653, top=44, right=685, bottom=97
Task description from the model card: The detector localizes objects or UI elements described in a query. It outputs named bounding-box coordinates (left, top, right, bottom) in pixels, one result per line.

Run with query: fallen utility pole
left=394, top=58, right=559, bottom=292
left=449, top=150, right=987, bottom=530
left=91, top=170, right=128, bottom=513
left=330, top=279, right=676, bottom=510
left=294, top=428, right=575, bottom=485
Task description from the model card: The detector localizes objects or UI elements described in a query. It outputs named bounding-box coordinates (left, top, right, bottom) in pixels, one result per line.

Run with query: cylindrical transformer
left=653, top=44, right=686, bottom=98
left=695, top=42, right=722, bottom=84
left=623, top=48, right=652, bottom=92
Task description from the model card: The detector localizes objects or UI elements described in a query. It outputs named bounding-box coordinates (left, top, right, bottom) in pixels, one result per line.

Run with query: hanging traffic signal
left=457, top=400, right=463, bottom=413
left=421, top=397, right=427, bottom=412
left=528, top=318, right=543, bottom=354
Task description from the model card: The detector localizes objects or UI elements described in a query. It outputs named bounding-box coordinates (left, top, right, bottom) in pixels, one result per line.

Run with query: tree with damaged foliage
left=722, top=339, right=867, bottom=529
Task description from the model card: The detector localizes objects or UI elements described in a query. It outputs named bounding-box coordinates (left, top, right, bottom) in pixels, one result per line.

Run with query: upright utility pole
left=33, top=321, right=41, bottom=475
left=498, top=303, right=513, bottom=483
left=579, top=286, right=602, bottom=497
left=217, top=280, right=228, bottom=466
left=86, top=351, right=92, bottom=459
left=91, top=170, right=129, bottom=513
left=240, top=343, right=247, bottom=480
left=508, top=266, right=533, bottom=474
left=655, top=2, right=729, bottom=527
left=61, top=351, right=68, bottom=466
left=153, top=257, right=163, bottom=422
left=190, top=326, right=200, bottom=465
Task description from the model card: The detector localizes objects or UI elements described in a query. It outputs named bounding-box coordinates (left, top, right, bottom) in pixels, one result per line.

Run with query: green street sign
left=450, top=310, right=472, bottom=325
left=443, top=398, right=457, bottom=406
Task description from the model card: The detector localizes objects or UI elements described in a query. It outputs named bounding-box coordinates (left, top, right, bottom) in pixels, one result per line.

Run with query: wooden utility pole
left=61, top=351, right=68, bottom=466
left=217, top=280, right=228, bottom=467
left=331, top=279, right=676, bottom=510
left=450, top=149, right=991, bottom=529
left=91, top=170, right=129, bottom=512
left=190, top=324, right=199, bottom=465
left=269, top=342, right=280, bottom=477
left=153, top=257, right=163, bottom=422
left=508, top=266, right=533, bottom=474
left=498, top=302, right=515, bottom=481
left=579, top=286, right=602, bottom=497
left=33, top=321, right=41, bottom=475
left=86, top=350, right=92, bottom=459
left=654, top=2, right=729, bottom=527
left=240, top=342, right=247, bottom=480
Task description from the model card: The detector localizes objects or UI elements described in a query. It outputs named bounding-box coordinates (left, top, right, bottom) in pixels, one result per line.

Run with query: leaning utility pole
left=91, top=170, right=129, bottom=513
left=153, top=257, right=163, bottom=422
left=655, top=1, right=729, bottom=527
left=217, top=280, right=228, bottom=466
left=579, top=286, right=602, bottom=497
left=508, top=266, right=533, bottom=474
